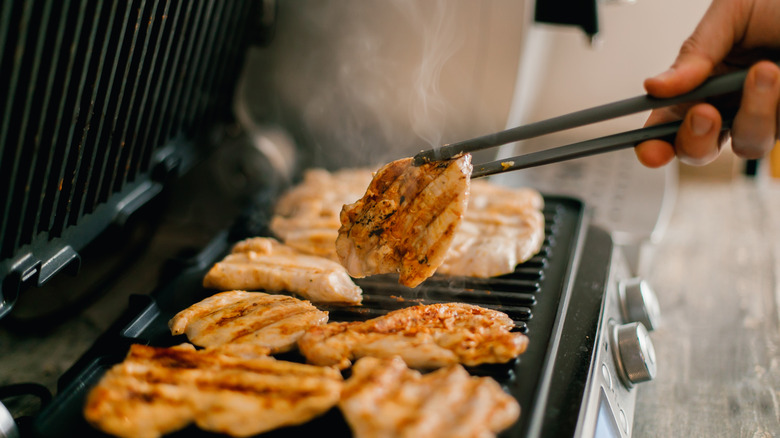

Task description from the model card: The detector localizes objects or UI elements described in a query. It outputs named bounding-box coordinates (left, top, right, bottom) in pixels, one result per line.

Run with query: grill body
left=0, top=0, right=257, bottom=318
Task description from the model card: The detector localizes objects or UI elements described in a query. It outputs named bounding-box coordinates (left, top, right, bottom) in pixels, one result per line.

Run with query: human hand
left=635, top=0, right=780, bottom=167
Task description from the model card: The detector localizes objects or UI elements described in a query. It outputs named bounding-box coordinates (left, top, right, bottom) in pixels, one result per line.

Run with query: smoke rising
left=242, top=0, right=512, bottom=173
left=397, top=0, right=463, bottom=150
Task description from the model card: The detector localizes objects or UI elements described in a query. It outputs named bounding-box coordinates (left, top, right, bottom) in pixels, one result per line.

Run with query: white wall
left=510, top=0, right=713, bottom=151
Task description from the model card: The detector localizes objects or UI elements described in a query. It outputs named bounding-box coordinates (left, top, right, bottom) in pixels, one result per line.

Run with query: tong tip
left=412, top=145, right=460, bottom=166
left=412, top=149, right=437, bottom=166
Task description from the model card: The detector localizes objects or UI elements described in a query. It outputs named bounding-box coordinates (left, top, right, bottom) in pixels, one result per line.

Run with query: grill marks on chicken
left=336, top=155, right=473, bottom=288
left=340, top=356, right=520, bottom=438
left=203, top=237, right=362, bottom=304
left=438, top=180, right=546, bottom=278
left=84, top=344, right=343, bottom=438
left=298, top=302, right=528, bottom=370
left=268, top=164, right=544, bottom=285
left=169, top=290, right=329, bottom=354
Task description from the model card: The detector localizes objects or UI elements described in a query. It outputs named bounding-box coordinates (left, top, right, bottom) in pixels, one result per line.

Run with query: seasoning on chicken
left=83, top=343, right=343, bottom=438
left=203, top=237, right=362, bottom=304
left=340, top=356, right=520, bottom=438
left=271, top=168, right=374, bottom=260
left=169, top=290, right=329, bottom=354
left=437, top=180, right=545, bottom=278
left=297, top=302, right=527, bottom=370
left=336, top=154, right=472, bottom=288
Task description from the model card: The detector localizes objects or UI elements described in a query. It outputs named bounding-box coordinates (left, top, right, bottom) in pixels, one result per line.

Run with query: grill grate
left=0, top=0, right=255, bottom=314
left=30, top=196, right=587, bottom=437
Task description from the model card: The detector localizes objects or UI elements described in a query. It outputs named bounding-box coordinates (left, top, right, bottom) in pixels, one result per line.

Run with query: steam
left=244, top=0, right=464, bottom=170
left=397, top=0, right=463, bottom=150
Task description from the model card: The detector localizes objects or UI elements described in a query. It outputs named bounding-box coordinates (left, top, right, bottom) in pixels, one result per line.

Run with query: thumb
left=644, top=0, right=739, bottom=98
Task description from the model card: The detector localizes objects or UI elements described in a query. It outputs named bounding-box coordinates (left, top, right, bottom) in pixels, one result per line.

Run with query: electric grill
left=0, top=1, right=661, bottom=437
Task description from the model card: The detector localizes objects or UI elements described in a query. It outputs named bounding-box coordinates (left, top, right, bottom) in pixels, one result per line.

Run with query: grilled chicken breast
left=467, top=179, right=544, bottom=211
left=336, top=155, right=472, bottom=288
left=340, top=356, right=520, bottom=438
left=270, top=166, right=543, bottom=283
left=84, top=344, right=343, bottom=438
left=438, top=180, right=545, bottom=278
left=169, top=290, right=329, bottom=354
left=298, top=302, right=527, bottom=369
left=271, top=168, right=374, bottom=260
left=203, top=237, right=362, bottom=304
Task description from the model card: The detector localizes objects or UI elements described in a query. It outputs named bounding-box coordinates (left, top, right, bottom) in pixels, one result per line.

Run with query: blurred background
left=238, top=0, right=744, bottom=177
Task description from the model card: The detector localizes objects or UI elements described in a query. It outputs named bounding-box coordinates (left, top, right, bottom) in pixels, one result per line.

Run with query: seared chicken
left=169, top=290, right=329, bottom=354
left=336, top=155, right=472, bottom=288
left=203, top=237, right=362, bottom=304
left=270, top=166, right=544, bottom=283
left=84, top=343, right=343, bottom=438
left=340, top=356, right=520, bottom=438
left=438, top=180, right=545, bottom=278
left=271, top=168, right=374, bottom=260
left=298, top=302, right=527, bottom=369
left=467, top=180, right=544, bottom=211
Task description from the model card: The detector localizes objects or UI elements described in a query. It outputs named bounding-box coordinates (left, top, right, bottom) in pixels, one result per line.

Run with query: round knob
left=0, top=401, right=19, bottom=438
left=613, top=322, right=656, bottom=387
left=619, top=277, right=661, bottom=331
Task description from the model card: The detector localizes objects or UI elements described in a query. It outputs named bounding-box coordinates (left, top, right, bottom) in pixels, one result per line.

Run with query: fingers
left=636, top=104, right=724, bottom=167
left=635, top=107, right=686, bottom=167
left=674, top=103, right=723, bottom=166
left=634, top=140, right=676, bottom=168
left=635, top=0, right=780, bottom=168
left=637, top=62, right=780, bottom=166
left=644, top=56, right=716, bottom=99
left=638, top=0, right=731, bottom=168
left=730, top=61, right=780, bottom=159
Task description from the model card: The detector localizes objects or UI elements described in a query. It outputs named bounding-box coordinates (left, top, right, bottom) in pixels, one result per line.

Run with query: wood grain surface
left=633, top=175, right=780, bottom=437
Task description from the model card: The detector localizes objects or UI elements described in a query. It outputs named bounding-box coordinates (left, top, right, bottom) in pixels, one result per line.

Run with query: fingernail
left=755, top=66, right=778, bottom=89
left=691, top=114, right=713, bottom=136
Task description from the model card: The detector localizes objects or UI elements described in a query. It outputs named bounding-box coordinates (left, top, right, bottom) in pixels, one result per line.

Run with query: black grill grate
left=30, top=196, right=587, bottom=437
left=0, top=0, right=255, bottom=314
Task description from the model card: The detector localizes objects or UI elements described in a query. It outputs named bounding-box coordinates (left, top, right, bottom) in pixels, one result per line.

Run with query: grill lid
left=0, top=0, right=262, bottom=319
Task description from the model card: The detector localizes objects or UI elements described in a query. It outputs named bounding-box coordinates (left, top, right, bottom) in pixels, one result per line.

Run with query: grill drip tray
left=30, top=196, right=609, bottom=438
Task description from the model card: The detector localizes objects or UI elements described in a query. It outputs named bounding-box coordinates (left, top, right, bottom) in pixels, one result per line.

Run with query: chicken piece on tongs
left=340, top=356, right=520, bottom=438
left=297, top=302, right=528, bottom=370
left=336, top=154, right=472, bottom=288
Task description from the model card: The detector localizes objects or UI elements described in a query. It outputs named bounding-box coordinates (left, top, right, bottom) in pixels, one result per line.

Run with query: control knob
left=612, top=321, right=656, bottom=387
left=619, top=277, right=661, bottom=331
left=0, top=400, right=19, bottom=438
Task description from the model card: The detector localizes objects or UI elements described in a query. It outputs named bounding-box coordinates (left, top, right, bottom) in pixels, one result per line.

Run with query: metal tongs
left=413, top=68, right=753, bottom=178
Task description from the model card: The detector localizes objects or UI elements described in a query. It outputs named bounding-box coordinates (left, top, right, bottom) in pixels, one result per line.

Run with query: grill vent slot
left=0, top=0, right=251, bottom=254
left=0, top=0, right=254, bottom=301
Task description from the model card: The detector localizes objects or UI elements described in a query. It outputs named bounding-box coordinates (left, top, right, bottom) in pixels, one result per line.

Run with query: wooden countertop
left=1, top=172, right=779, bottom=436
left=633, top=173, right=780, bottom=437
